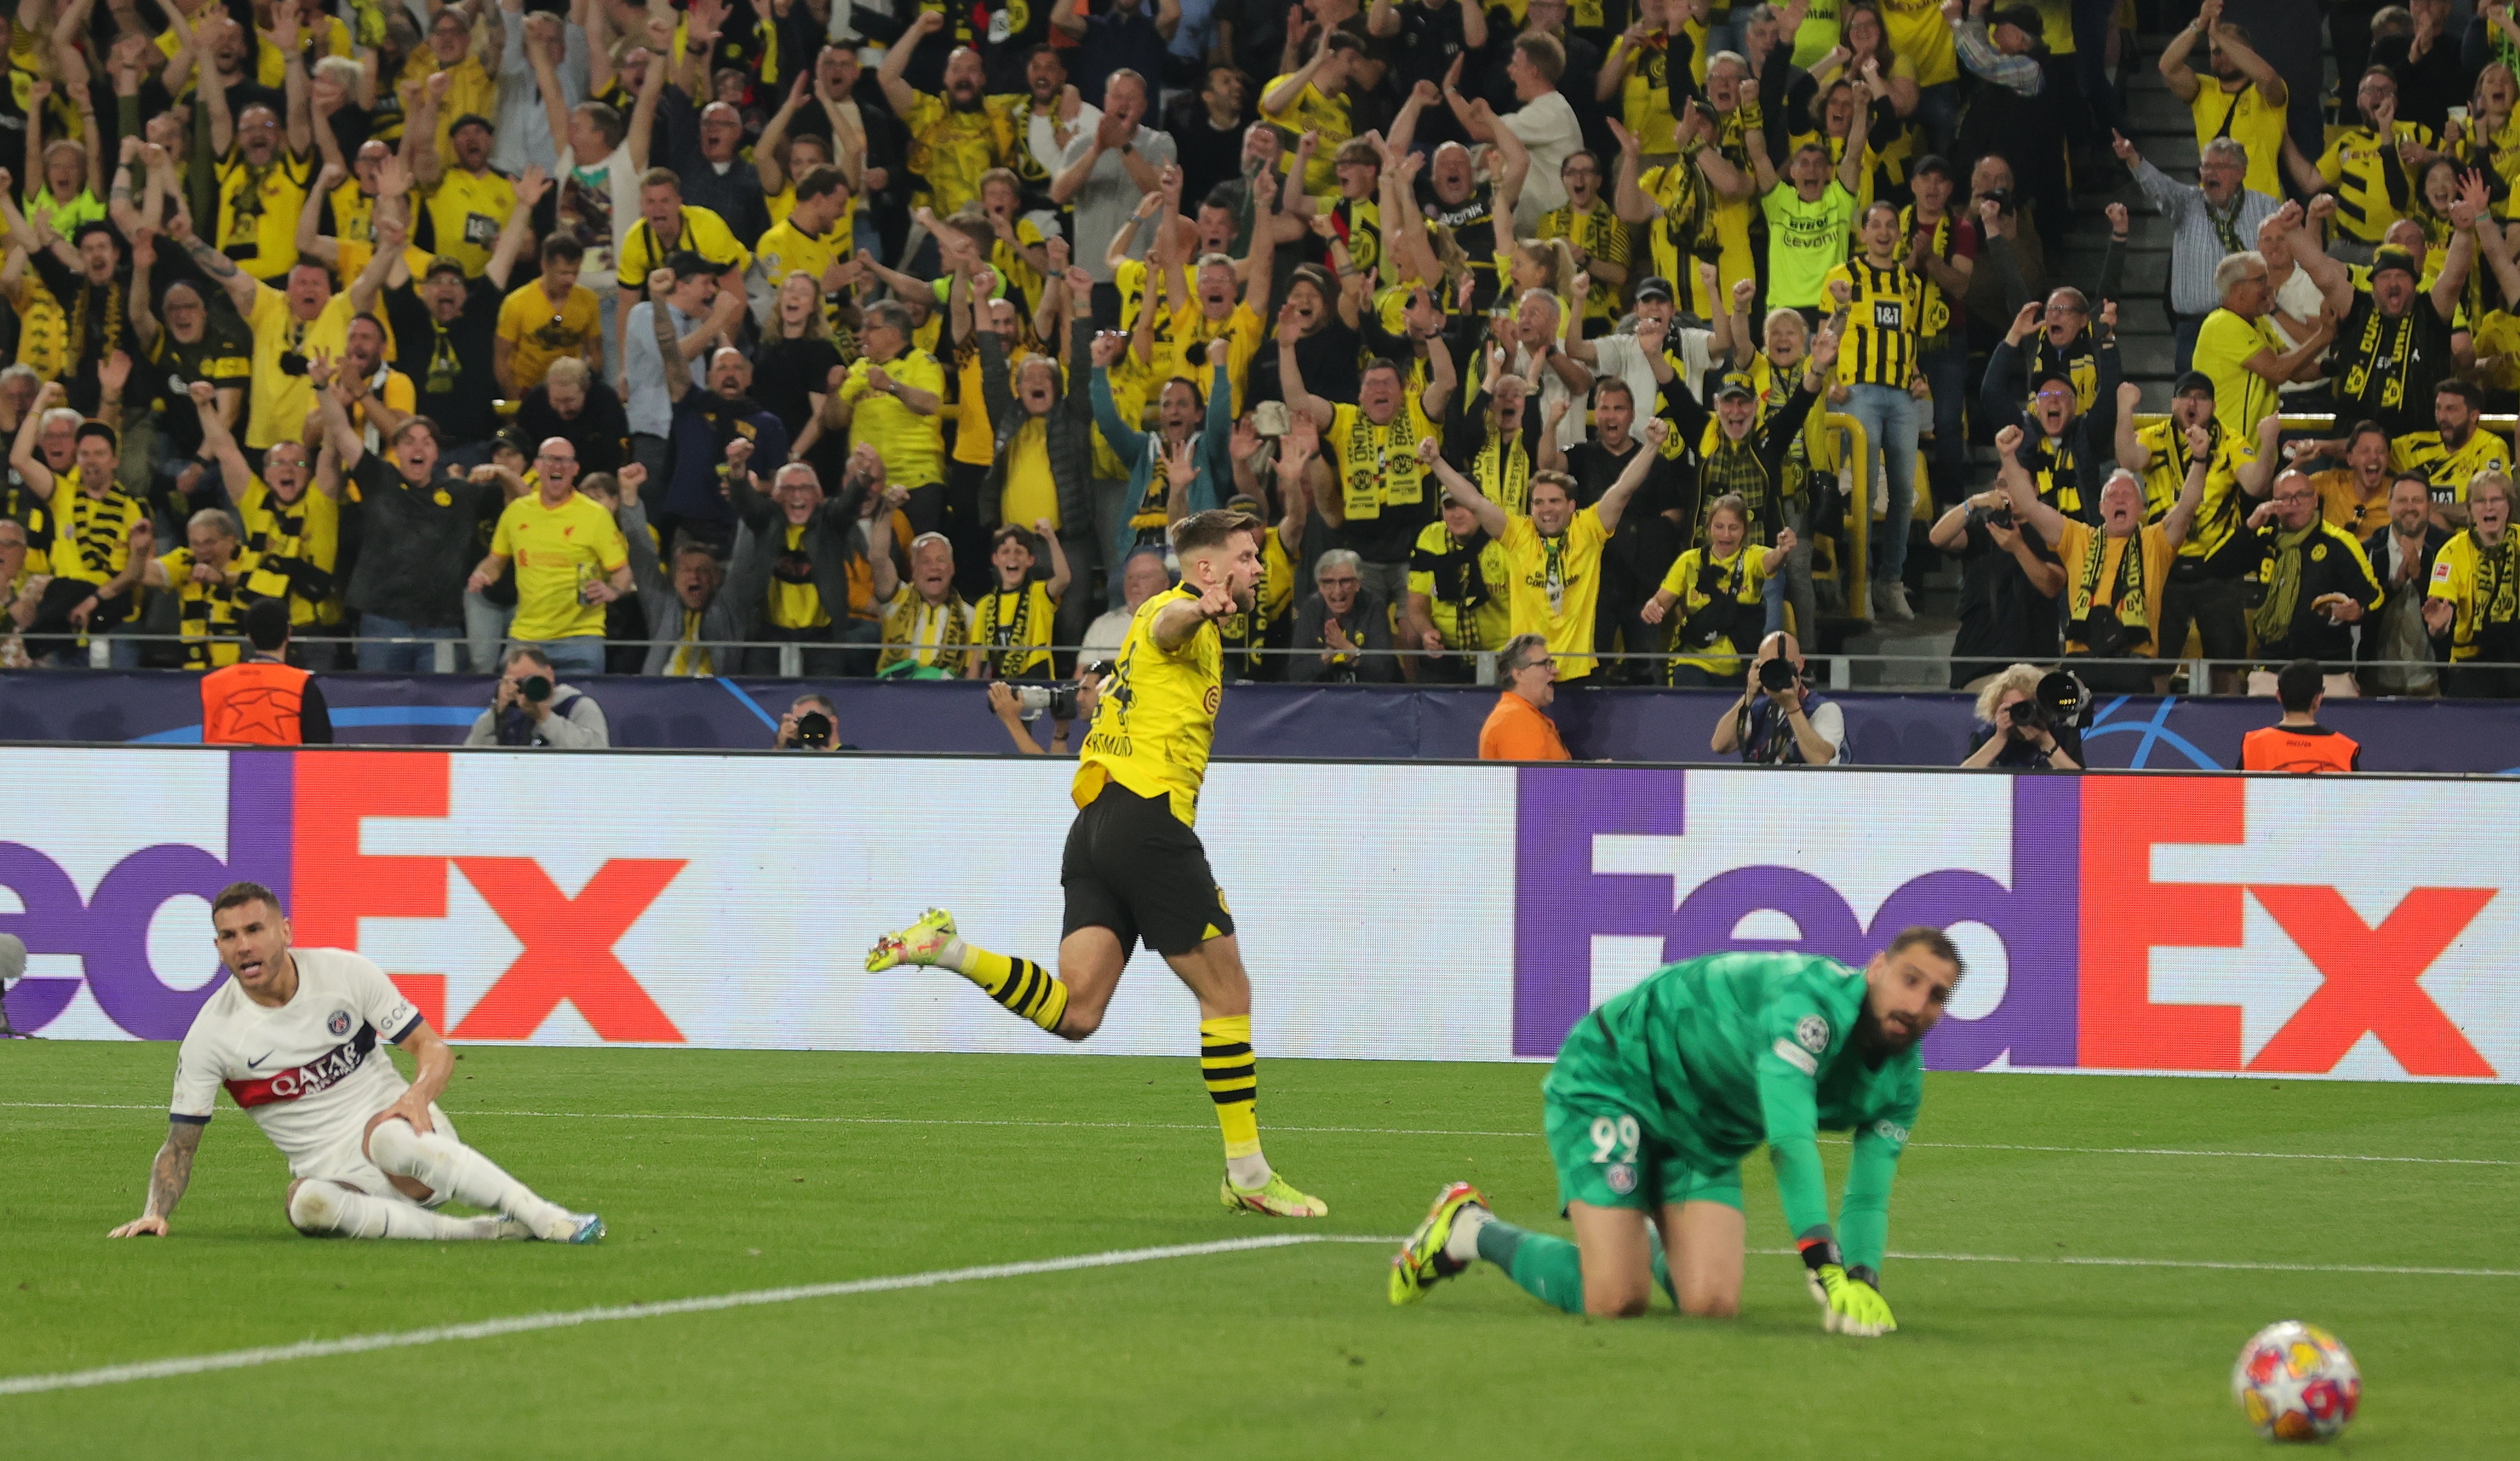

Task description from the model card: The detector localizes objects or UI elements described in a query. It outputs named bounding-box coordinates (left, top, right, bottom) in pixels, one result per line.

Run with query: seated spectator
left=2358, top=474, right=2449, bottom=697
left=774, top=692, right=854, bottom=751
left=1709, top=631, right=1845, bottom=766
left=1997, top=428, right=2207, bottom=696
left=726, top=455, right=880, bottom=675
left=1290, top=548, right=1396, bottom=683
left=1930, top=487, right=2063, bottom=691
left=2241, top=471, right=2384, bottom=697
left=1477, top=632, right=1570, bottom=761
left=1082, top=548, right=1173, bottom=666
left=869, top=486, right=975, bottom=677
left=2238, top=659, right=2362, bottom=773
left=1639, top=495, right=1789, bottom=688
left=464, top=644, right=611, bottom=747
left=2421, top=468, right=2520, bottom=698
left=467, top=437, right=630, bottom=679
left=514, top=357, right=630, bottom=477
left=1960, top=663, right=2080, bottom=770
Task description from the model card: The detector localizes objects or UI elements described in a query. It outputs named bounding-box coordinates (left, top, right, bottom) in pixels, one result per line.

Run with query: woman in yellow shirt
left=1639, top=494, right=1794, bottom=686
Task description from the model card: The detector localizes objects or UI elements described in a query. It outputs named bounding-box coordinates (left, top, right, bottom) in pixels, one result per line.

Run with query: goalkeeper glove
left=1800, top=1241, right=1896, bottom=1337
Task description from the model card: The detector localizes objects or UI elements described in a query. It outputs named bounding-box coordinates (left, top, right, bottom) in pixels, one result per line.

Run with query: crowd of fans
left=1, top=0, right=2517, bottom=712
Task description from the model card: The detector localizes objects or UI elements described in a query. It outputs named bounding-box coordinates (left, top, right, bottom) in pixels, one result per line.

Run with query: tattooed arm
left=168, top=209, right=263, bottom=317
left=108, top=1121, right=206, bottom=1237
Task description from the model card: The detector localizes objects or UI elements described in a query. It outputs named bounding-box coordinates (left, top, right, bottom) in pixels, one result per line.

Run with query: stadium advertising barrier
left=7, top=672, right=2520, bottom=772
left=2, top=749, right=2511, bottom=1084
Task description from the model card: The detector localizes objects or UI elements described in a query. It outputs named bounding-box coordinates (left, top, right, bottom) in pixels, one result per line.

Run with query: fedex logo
left=0, top=752, right=685, bottom=1043
left=1511, top=769, right=2501, bottom=1079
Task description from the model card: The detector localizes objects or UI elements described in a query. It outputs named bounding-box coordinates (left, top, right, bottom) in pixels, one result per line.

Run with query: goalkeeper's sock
left=1442, top=1202, right=1492, bottom=1266
left=1201, top=1015, right=1271, bottom=1188
left=1475, top=1219, right=1586, bottom=1316
left=941, top=942, right=1069, bottom=1033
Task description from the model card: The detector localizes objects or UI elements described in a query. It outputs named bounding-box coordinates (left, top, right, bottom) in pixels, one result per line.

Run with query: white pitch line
left=1844, top=1250, right=2520, bottom=1280
left=9, top=1102, right=2515, bottom=1168
left=0, top=1233, right=1389, bottom=1400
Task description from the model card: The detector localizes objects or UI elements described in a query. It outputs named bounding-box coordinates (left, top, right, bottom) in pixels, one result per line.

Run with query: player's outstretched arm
left=1759, top=1028, right=1895, bottom=1336
left=108, top=1120, right=205, bottom=1237
left=1837, top=1114, right=1911, bottom=1281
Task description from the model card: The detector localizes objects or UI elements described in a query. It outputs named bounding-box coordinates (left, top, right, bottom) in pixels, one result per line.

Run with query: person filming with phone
left=465, top=646, right=611, bottom=748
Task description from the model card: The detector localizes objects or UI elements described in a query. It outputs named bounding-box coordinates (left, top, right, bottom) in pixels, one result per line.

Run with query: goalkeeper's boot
left=866, top=908, right=958, bottom=972
left=1389, top=1181, right=1487, bottom=1306
left=1221, top=1171, right=1329, bottom=1218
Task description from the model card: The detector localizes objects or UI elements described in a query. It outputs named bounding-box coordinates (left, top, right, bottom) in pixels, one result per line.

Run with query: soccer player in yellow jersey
left=870, top=511, right=1327, bottom=1218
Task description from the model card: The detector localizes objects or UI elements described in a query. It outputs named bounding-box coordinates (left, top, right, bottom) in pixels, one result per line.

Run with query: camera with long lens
left=2004, top=692, right=2050, bottom=742
left=278, top=351, right=310, bottom=377
left=1757, top=655, right=1798, bottom=693
left=494, top=675, right=554, bottom=746
left=1968, top=502, right=2015, bottom=530
left=794, top=711, right=832, bottom=749
left=1013, top=683, right=1082, bottom=721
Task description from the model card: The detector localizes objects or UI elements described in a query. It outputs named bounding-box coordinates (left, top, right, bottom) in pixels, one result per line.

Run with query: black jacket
left=2358, top=520, right=2453, bottom=684
left=1980, top=337, right=2124, bottom=525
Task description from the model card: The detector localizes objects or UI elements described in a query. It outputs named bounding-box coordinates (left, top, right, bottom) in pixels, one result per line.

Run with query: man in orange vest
left=2238, top=658, right=2359, bottom=773
left=201, top=600, right=333, bottom=746
left=1479, top=634, right=1572, bottom=761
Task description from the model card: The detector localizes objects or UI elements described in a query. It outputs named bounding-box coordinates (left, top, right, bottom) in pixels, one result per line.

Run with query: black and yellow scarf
left=974, top=581, right=1050, bottom=677
left=2072, top=526, right=2149, bottom=634
left=2339, top=300, right=2421, bottom=413
left=2252, top=522, right=2318, bottom=643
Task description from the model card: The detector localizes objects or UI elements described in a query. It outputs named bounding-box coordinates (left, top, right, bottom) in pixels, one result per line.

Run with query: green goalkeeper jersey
left=1542, top=950, right=1923, bottom=1268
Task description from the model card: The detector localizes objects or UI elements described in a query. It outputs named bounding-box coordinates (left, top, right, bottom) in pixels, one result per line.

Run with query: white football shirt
left=170, top=947, right=423, bottom=1178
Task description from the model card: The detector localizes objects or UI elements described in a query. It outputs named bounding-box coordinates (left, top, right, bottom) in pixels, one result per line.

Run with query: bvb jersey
left=1822, top=259, right=1924, bottom=389
left=2191, top=79, right=2289, bottom=201
left=420, top=168, right=519, bottom=279
left=1544, top=950, right=1921, bottom=1264
left=2429, top=528, right=2520, bottom=660
left=1262, top=76, right=1351, bottom=194
left=973, top=580, right=1059, bottom=678
left=1076, top=585, right=1225, bottom=827
left=2389, top=429, right=2513, bottom=512
left=215, top=151, right=315, bottom=281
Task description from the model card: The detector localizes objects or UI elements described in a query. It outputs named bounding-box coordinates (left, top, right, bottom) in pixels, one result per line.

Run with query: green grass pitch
left=3, top=1041, right=2515, bottom=1459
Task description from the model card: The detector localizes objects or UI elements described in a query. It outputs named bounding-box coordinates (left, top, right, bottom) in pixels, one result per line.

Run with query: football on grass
left=2232, top=1321, right=2361, bottom=1442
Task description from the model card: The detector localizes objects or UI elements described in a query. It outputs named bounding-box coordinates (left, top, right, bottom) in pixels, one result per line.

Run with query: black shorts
left=1060, top=782, right=1235, bottom=958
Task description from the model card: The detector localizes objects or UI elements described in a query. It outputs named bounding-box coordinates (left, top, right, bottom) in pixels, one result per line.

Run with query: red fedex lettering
left=292, top=752, right=454, bottom=1030
left=448, top=858, right=686, bottom=1042
left=2246, top=886, right=2497, bottom=1078
left=2079, top=777, right=2246, bottom=1070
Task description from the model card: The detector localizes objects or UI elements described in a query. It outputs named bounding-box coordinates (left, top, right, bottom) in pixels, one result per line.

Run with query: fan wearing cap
left=406, top=101, right=519, bottom=282
left=2295, top=204, right=2478, bottom=439
left=2381, top=379, right=2512, bottom=531
left=1983, top=302, right=2121, bottom=523
left=2120, top=371, right=2250, bottom=525
left=381, top=173, right=548, bottom=448
left=1672, top=336, right=1836, bottom=565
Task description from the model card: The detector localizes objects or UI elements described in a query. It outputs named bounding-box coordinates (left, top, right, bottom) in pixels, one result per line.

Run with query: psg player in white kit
left=108, top=883, right=603, bottom=1244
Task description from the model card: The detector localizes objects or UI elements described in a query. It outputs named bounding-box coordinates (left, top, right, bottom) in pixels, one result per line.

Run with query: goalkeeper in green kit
left=1388, top=929, right=1962, bottom=1336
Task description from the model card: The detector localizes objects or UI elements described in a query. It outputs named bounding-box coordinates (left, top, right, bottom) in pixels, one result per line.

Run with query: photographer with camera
left=1710, top=631, right=1845, bottom=766
left=774, top=694, right=852, bottom=752
left=1997, top=425, right=2206, bottom=697
left=1960, top=663, right=2082, bottom=770
left=1931, top=486, right=2064, bottom=690
left=464, top=646, right=611, bottom=749
left=987, top=674, right=1102, bottom=756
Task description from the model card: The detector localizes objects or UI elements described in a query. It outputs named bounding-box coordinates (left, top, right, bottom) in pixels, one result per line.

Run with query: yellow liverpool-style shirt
left=1076, top=584, right=1226, bottom=826
left=491, top=491, right=630, bottom=642
left=1502, top=508, right=1610, bottom=680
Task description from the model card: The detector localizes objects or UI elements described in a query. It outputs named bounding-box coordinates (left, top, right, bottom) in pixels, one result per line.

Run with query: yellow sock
left=952, top=945, right=1069, bottom=1034
left=1201, top=1015, right=1262, bottom=1161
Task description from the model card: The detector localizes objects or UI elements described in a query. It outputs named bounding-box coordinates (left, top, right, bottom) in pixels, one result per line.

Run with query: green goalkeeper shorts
left=1542, top=1087, right=1744, bottom=1214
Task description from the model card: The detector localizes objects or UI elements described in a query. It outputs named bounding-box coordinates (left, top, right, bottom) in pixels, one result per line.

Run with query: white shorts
left=294, top=1102, right=455, bottom=1209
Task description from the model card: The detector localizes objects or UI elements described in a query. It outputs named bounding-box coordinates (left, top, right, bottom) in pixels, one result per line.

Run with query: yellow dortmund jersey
left=1659, top=544, right=1768, bottom=679
left=49, top=479, right=147, bottom=586
left=974, top=580, right=1059, bottom=678
left=2389, top=428, right=2513, bottom=511
left=1502, top=508, right=1610, bottom=679
left=1878, top=0, right=1959, bottom=87
left=157, top=545, right=290, bottom=668
left=2190, top=79, right=2287, bottom=200
left=253, top=18, right=354, bottom=88
left=952, top=339, right=1030, bottom=466
left=768, top=522, right=831, bottom=629
left=1610, top=35, right=1678, bottom=156
left=1169, top=302, right=1266, bottom=417
left=1262, top=76, right=1351, bottom=195
left=2057, top=518, right=2175, bottom=658
left=2427, top=528, right=2520, bottom=660
left=236, top=475, right=342, bottom=626
left=397, top=53, right=502, bottom=165
left=1536, top=199, right=1630, bottom=329
left=491, top=491, right=630, bottom=642
left=755, top=214, right=851, bottom=299
left=2132, top=420, right=2249, bottom=529
left=1001, top=416, right=1060, bottom=532
left=326, top=179, right=379, bottom=253
left=617, top=205, right=754, bottom=290
left=2316, top=121, right=2436, bottom=244
left=1407, top=520, right=1513, bottom=652
left=1328, top=196, right=1384, bottom=282
left=901, top=91, right=1015, bottom=215
left=838, top=350, right=949, bottom=486
left=1821, top=259, right=1924, bottom=389
left=215, top=150, right=315, bottom=282
left=990, top=217, right=1048, bottom=314
left=1638, top=160, right=1711, bottom=315
left=420, top=168, right=517, bottom=278
left=495, top=281, right=603, bottom=393
left=245, top=288, right=358, bottom=449
left=1076, top=584, right=1225, bottom=827
left=1328, top=399, right=1437, bottom=523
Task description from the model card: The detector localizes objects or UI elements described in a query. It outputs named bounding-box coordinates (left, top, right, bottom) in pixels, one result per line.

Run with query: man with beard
left=2158, top=0, right=2289, bottom=200
left=381, top=173, right=548, bottom=448
left=1387, top=930, right=1965, bottom=1339
left=2283, top=67, right=2434, bottom=263
left=2423, top=468, right=2520, bottom=698
left=2359, top=472, right=2450, bottom=695
left=2240, top=469, right=2384, bottom=698
left=883, top=10, right=1019, bottom=222
left=2295, top=221, right=2475, bottom=440
left=2304, top=419, right=2395, bottom=542
left=2387, top=380, right=2511, bottom=531
left=405, top=92, right=518, bottom=282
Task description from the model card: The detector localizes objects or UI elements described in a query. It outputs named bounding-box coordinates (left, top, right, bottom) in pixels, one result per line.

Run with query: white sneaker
left=1873, top=581, right=1914, bottom=622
